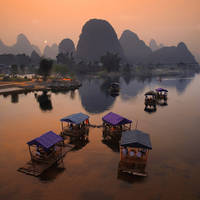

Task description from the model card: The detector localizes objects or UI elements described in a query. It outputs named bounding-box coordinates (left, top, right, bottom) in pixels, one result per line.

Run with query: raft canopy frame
left=145, top=90, right=156, bottom=96
left=27, top=131, right=64, bottom=161
left=27, top=131, right=63, bottom=151
left=60, top=112, right=90, bottom=132
left=155, top=88, right=168, bottom=93
left=102, top=112, right=132, bottom=131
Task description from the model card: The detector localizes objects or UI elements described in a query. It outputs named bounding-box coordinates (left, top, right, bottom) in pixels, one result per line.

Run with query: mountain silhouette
left=58, top=38, right=75, bottom=55
left=0, top=34, right=41, bottom=56
left=31, top=50, right=41, bottom=66
left=43, top=43, right=58, bottom=59
left=119, top=30, right=152, bottom=64
left=76, top=19, right=124, bottom=62
left=146, top=42, right=197, bottom=64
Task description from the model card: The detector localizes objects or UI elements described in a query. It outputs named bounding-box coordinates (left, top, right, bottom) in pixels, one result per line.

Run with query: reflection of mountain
left=157, top=77, right=193, bottom=94
left=78, top=79, right=116, bottom=114
left=35, top=91, right=53, bottom=111
left=120, top=78, right=148, bottom=101
left=120, top=75, right=193, bottom=101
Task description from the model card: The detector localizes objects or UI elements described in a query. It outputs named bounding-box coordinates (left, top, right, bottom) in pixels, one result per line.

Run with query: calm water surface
left=0, top=74, right=200, bottom=200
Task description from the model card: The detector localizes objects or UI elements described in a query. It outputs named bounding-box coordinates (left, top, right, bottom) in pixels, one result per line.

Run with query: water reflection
left=35, top=91, right=53, bottom=111
left=157, top=99, right=168, bottom=107
left=102, top=130, right=121, bottom=152
left=67, top=133, right=89, bottom=151
left=78, top=79, right=116, bottom=113
left=158, top=77, right=194, bottom=94
left=120, top=78, right=149, bottom=101
left=11, top=93, right=19, bottom=103
left=70, top=90, right=76, bottom=99
left=119, top=75, right=193, bottom=101
left=117, top=168, right=146, bottom=184
left=39, top=165, right=65, bottom=182
left=144, top=106, right=157, bottom=114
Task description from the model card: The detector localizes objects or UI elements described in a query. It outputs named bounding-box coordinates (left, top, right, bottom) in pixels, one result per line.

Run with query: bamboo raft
left=18, top=144, right=74, bottom=177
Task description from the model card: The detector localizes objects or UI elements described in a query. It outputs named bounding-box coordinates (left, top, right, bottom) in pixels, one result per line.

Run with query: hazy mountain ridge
left=149, top=39, right=164, bottom=51
left=43, top=44, right=58, bottom=60
left=0, top=19, right=198, bottom=65
left=145, top=42, right=197, bottom=64
left=119, top=30, right=152, bottom=64
left=0, top=34, right=41, bottom=56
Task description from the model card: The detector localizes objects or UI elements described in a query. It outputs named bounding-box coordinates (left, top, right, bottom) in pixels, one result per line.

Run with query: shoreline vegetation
left=0, top=55, right=199, bottom=96
left=0, top=63, right=199, bottom=95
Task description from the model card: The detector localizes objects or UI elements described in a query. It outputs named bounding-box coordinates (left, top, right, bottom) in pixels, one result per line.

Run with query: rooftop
left=60, top=112, right=89, bottom=124
left=121, top=130, right=152, bottom=149
left=102, top=112, right=132, bottom=126
left=27, top=131, right=63, bottom=150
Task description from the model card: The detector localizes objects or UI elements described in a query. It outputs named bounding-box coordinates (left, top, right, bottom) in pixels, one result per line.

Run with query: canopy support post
left=61, top=122, right=64, bottom=132
left=28, top=145, right=33, bottom=161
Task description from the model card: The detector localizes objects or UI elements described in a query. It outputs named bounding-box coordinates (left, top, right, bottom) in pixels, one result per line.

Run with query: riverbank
left=0, top=79, right=81, bottom=96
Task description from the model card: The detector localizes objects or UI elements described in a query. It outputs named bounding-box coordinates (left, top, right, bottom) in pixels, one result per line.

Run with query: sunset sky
left=0, top=0, right=200, bottom=58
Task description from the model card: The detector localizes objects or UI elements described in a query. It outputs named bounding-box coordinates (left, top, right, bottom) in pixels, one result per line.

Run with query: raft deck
left=18, top=144, right=74, bottom=177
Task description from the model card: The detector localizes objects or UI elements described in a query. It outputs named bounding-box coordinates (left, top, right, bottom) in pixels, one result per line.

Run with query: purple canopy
left=155, top=88, right=168, bottom=92
left=27, top=131, right=63, bottom=150
left=102, top=112, right=132, bottom=126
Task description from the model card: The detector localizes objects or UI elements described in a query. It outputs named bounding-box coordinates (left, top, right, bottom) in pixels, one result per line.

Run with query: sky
left=0, top=0, right=200, bottom=58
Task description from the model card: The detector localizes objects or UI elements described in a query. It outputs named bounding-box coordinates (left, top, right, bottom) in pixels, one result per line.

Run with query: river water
left=0, top=74, right=200, bottom=200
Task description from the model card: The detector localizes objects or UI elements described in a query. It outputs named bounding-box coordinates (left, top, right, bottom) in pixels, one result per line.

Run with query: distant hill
left=43, top=44, right=58, bottom=60
left=119, top=30, right=152, bottom=64
left=76, top=19, right=124, bottom=62
left=149, top=39, right=164, bottom=51
left=194, top=53, right=200, bottom=64
left=0, top=34, right=41, bottom=56
left=146, top=42, right=197, bottom=64
left=58, top=38, right=75, bottom=55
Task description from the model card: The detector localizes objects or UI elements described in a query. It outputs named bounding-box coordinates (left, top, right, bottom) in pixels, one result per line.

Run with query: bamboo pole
left=28, top=145, right=33, bottom=161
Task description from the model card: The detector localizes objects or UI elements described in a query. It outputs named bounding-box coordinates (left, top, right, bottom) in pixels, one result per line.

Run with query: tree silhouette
left=100, top=52, right=121, bottom=72
left=56, top=52, right=74, bottom=65
left=11, top=64, right=18, bottom=77
left=38, top=58, right=53, bottom=81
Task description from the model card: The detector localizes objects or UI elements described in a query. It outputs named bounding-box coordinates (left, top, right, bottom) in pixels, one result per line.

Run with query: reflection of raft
left=102, top=130, right=121, bottom=152
left=109, top=82, right=120, bottom=96
left=118, top=130, right=152, bottom=177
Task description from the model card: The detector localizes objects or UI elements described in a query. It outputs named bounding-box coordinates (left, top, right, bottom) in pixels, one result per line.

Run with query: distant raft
left=144, top=90, right=157, bottom=111
left=155, top=88, right=168, bottom=100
